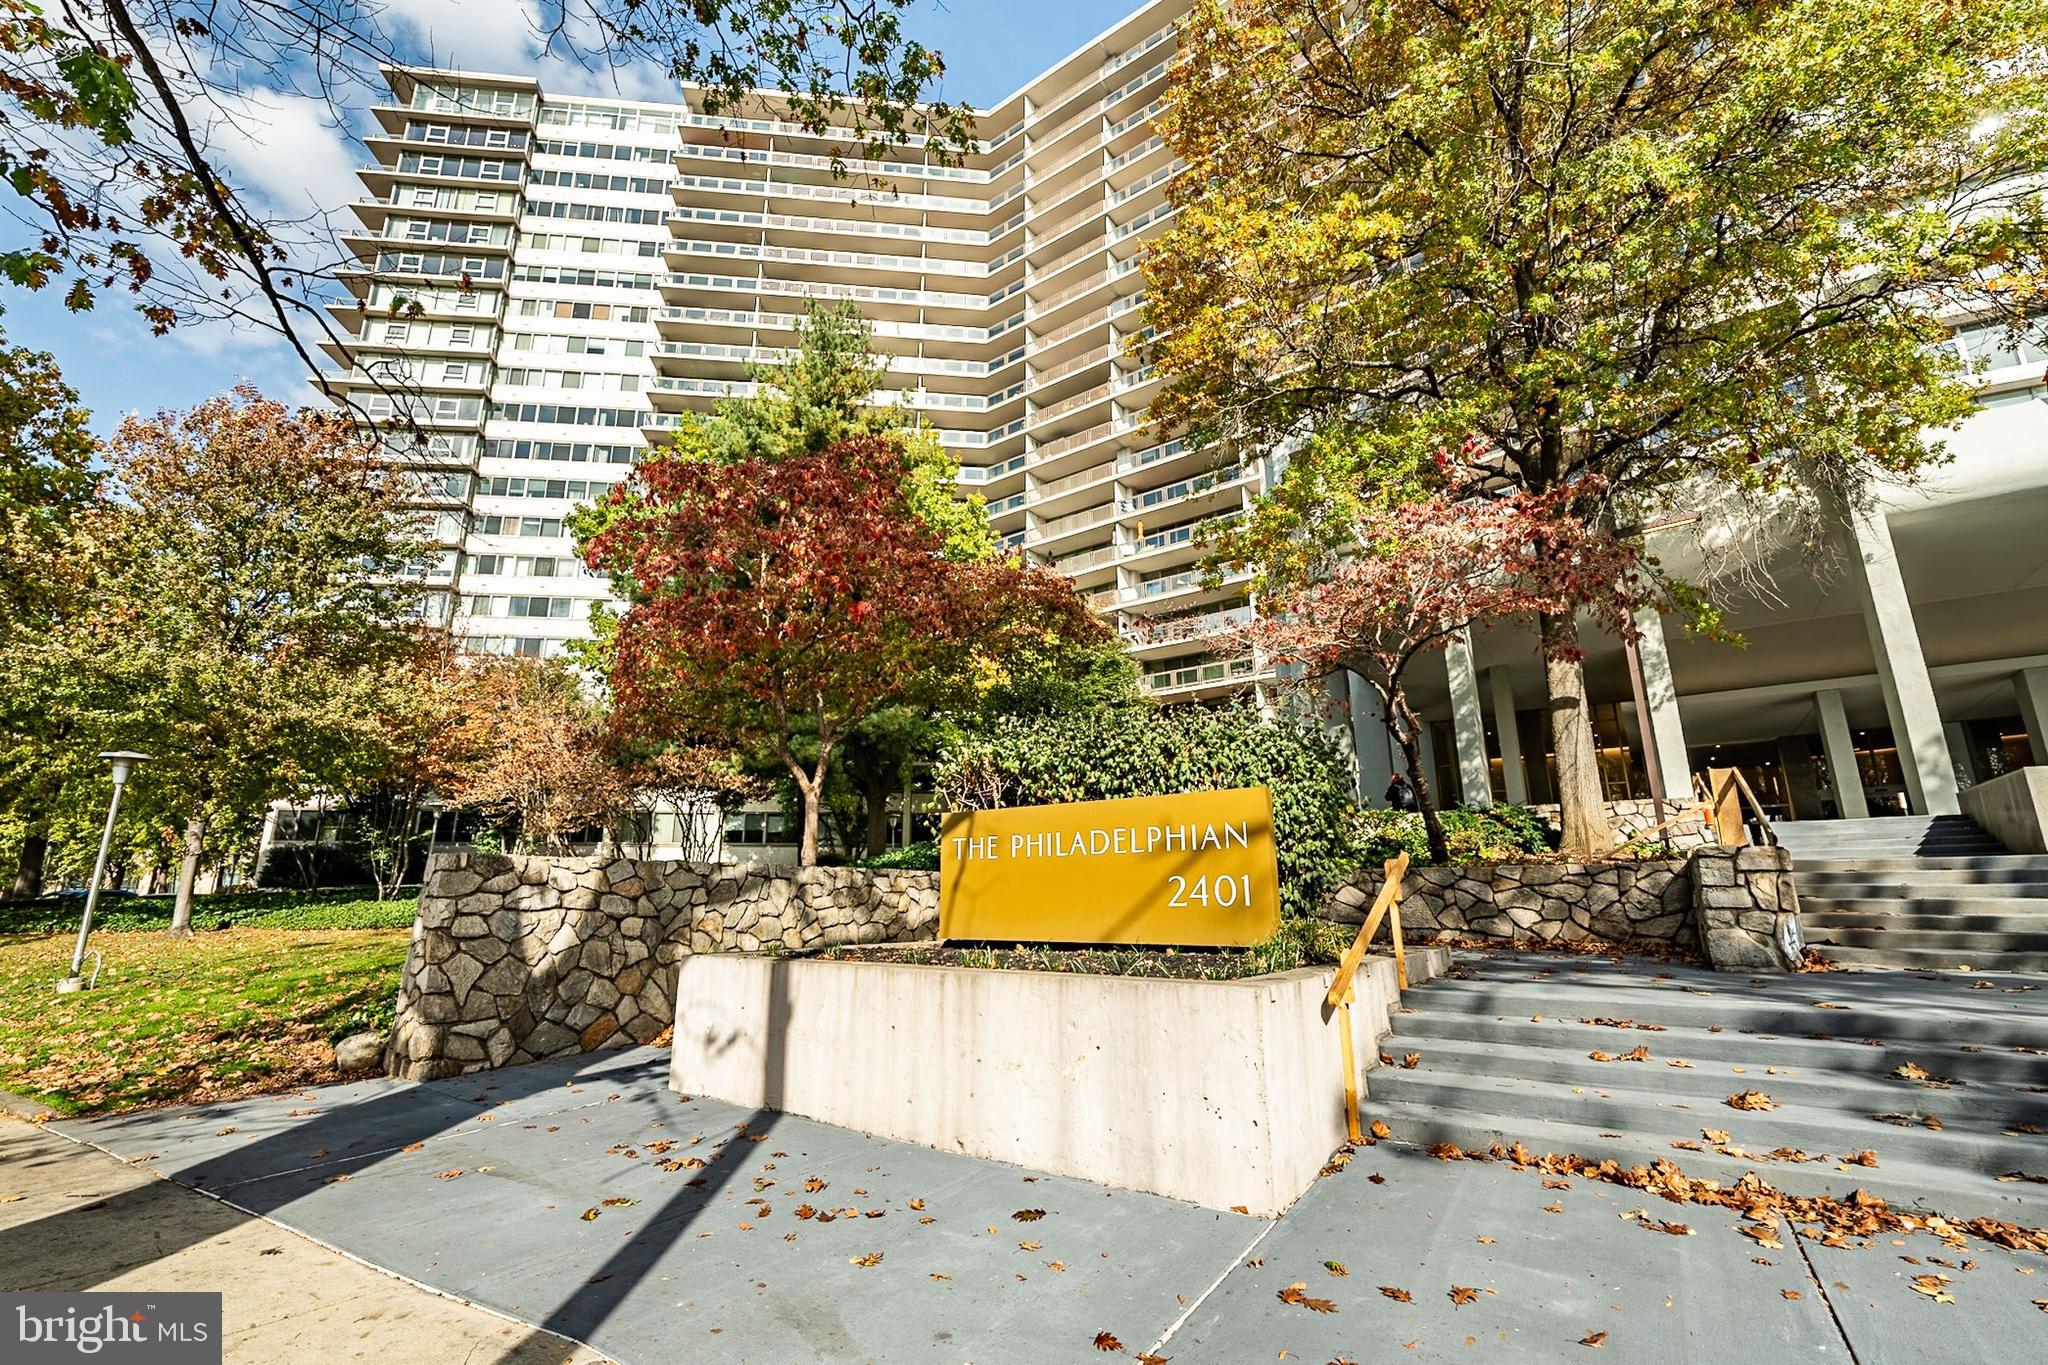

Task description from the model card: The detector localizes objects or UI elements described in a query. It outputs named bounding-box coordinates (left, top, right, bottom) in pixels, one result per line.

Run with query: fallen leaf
left=401, top=1142, right=424, bottom=1152
left=1278, top=1282, right=1338, bottom=1313
left=1401, top=1053, right=1420, bottom=1069
left=1702, top=1128, right=1731, bottom=1144
left=1781, top=1288, right=1804, bottom=1300
left=850, top=1251, right=884, bottom=1267
left=1370, top=1120, right=1391, bottom=1140
left=908, top=1198, right=925, bottom=1210
left=1019, top=1240, right=1043, bottom=1251
left=1231, top=1205, right=1250, bottom=1215
left=1727, top=1091, right=1779, bottom=1111
left=930, top=1272, right=951, bottom=1281
left=1579, top=1330, right=1609, bottom=1348
left=1476, top=1236, right=1495, bottom=1244
left=1014, top=1209, right=1047, bottom=1222
left=1843, top=1150, right=1880, bottom=1167
left=1324, top=1260, right=1349, bottom=1276
left=435, top=1169, right=463, bottom=1180
left=804, top=1177, right=827, bottom=1193
left=1093, top=1330, right=1123, bottom=1352
left=1378, top=1286, right=1413, bottom=1303
left=1909, top=1273, right=1955, bottom=1304
left=1448, top=1285, right=1479, bottom=1305
left=580, top=1208, right=600, bottom=1221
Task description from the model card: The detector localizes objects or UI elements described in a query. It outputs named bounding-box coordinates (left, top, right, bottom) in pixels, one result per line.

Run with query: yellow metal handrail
left=1326, top=851, right=1410, bottom=1144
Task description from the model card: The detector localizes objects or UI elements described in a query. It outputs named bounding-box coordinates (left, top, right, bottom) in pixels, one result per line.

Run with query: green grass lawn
left=0, top=894, right=415, bottom=1116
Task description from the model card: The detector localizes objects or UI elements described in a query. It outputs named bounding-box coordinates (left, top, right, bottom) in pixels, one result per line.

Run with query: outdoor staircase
left=1364, top=951, right=2048, bottom=1225
left=1774, top=815, right=2048, bottom=973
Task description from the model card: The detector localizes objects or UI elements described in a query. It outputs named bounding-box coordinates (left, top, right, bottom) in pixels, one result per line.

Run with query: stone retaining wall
left=1527, top=799, right=1717, bottom=851
left=387, top=852, right=937, bottom=1080
left=1324, top=845, right=1801, bottom=971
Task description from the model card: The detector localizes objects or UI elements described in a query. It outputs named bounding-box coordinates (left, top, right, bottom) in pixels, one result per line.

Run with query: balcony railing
left=1031, top=459, right=1116, bottom=499
left=1142, top=656, right=1258, bottom=695
left=1119, top=605, right=1254, bottom=647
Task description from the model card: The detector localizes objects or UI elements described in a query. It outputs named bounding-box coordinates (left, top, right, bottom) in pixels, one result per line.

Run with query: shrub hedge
left=1351, top=804, right=1556, bottom=866
left=936, top=701, right=1359, bottom=918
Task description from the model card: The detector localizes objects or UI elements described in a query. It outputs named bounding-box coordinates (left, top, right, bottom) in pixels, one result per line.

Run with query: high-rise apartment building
left=325, top=0, right=1258, bottom=702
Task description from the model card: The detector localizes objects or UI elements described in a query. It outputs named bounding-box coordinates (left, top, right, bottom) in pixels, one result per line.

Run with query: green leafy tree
left=1149, top=0, right=2048, bottom=856
left=49, top=387, right=431, bottom=932
left=590, top=436, right=1106, bottom=865
left=0, top=316, right=96, bottom=897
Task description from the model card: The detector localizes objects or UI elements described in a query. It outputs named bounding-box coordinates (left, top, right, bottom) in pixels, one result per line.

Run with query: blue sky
left=2, top=1, right=1141, bottom=437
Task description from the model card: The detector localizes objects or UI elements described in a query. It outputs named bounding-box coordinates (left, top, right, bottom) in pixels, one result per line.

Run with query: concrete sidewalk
left=0, top=1114, right=607, bottom=1364
left=11, top=1042, right=2046, bottom=1362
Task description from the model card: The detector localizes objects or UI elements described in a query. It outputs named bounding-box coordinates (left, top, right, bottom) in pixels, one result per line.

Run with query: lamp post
left=56, top=751, right=151, bottom=995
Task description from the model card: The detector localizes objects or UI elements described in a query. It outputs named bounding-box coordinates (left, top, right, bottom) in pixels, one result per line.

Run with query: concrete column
left=1486, top=667, right=1528, bottom=804
left=1943, top=720, right=1974, bottom=792
left=1349, top=672, right=1397, bottom=806
left=1633, top=608, right=1696, bottom=800
left=2017, top=667, right=2048, bottom=766
left=1844, top=501, right=1958, bottom=814
left=1444, top=629, right=1492, bottom=809
left=1815, top=688, right=1870, bottom=820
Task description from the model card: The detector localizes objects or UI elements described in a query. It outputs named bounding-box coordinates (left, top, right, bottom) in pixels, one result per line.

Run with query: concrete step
left=1801, top=896, right=2048, bottom=917
left=1378, top=1012, right=2048, bottom=1086
left=1808, top=943, right=2048, bottom=972
left=1363, top=1100, right=2045, bottom=1225
left=1785, top=839, right=2007, bottom=847
left=1804, top=909, right=2048, bottom=937
left=1365, top=1050, right=2048, bottom=1174
left=1399, top=979, right=2048, bottom=1049
left=1795, top=873, right=2048, bottom=896
left=1805, top=925, right=2048, bottom=955
left=1789, top=855, right=2048, bottom=875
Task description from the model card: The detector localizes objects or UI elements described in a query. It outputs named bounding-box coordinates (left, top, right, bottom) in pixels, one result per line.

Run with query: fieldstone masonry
left=387, top=851, right=937, bottom=1080
left=1324, top=845, right=1802, bottom=972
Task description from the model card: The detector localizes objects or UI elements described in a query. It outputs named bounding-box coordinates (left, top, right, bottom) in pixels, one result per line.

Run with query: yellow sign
left=938, top=787, right=1281, bottom=946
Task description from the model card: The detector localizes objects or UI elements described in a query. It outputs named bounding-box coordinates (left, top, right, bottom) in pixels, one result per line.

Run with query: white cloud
left=378, top=0, right=545, bottom=73
left=203, top=88, right=367, bottom=224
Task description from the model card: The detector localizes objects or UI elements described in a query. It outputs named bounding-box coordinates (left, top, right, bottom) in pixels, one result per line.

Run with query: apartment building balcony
left=354, top=159, right=526, bottom=200
left=1029, top=415, right=1142, bottom=484
left=1027, top=308, right=1114, bottom=370
left=1046, top=541, right=1120, bottom=590
left=1121, top=511, right=1241, bottom=574
left=1027, top=501, right=1118, bottom=556
left=1118, top=465, right=1248, bottom=526
left=1031, top=259, right=1143, bottom=329
left=1117, top=604, right=1256, bottom=661
left=673, top=138, right=993, bottom=189
left=1140, top=654, right=1261, bottom=702
left=1026, top=381, right=1114, bottom=439
left=347, top=190, right=521, bottom=234
left=1024, top=350, right=1116, bottom=416
left=957, top=452, right=1028, bottom=501
left=657, top=270, right=990, bottom=325
left=675, top=106, right=1019, bottom=175
left=1121, top=566, right=1255, bottom=614
left=1117, top=435, right=1226, bottom=490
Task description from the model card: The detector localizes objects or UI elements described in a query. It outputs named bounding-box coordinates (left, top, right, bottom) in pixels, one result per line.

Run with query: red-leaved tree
left=586, top=436, right=1107, bottom=865
left=1243, top=492, right=1651, bottom=863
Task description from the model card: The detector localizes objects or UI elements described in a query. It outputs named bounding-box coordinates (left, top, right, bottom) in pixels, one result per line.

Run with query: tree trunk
left=1390, top=692, right=1451, bottom=865
left=10, top=831, right=48, bottom=901
left=796, top=777, right=821, bottom=867
left=169, top=812, right=207, bottom=937
left=1540, top=611, right=1614, bottom=859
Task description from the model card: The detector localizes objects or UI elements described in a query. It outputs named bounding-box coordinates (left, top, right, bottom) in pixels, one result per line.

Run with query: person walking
left=1385, top=772, right=1418, bottom=812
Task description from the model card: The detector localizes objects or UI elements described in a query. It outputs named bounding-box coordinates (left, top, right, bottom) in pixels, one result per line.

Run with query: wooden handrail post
left=1329, top=851, right=1411, bottom=1146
